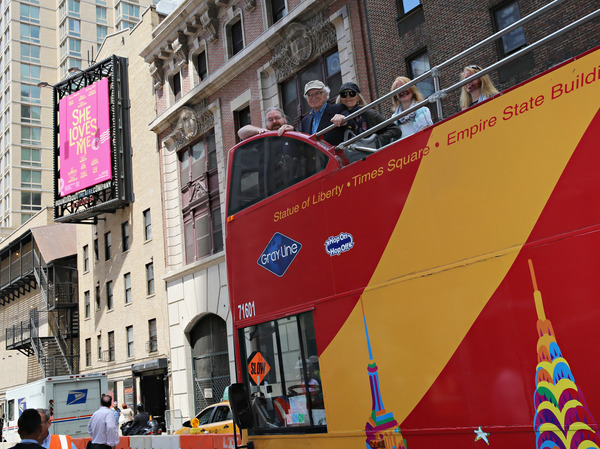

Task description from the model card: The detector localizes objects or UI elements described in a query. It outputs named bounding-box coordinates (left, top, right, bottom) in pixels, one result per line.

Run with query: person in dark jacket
left=331, top=82, right=401, bottom=147
left=124, top=404, right=149, bottom=435
left=11, top=409, right=45, bottom=449
left=299, top=80, right=350, bottom=147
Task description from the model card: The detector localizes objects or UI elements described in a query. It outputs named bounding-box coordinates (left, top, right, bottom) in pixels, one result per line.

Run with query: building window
left=179, top=131, right=223, bottom=263
left=21, top=126, right=41, bottom=145
left=107, top=331, right=115, bottom=361
left=97, top=25, right=107, bottom=43
left=21, top=148, right=41, bottom=166
left=406, top=49, right=434, bottom=99
left=68, top=0, right=80, bottom=16
left=267, top=0, right=286, bottom=25
left=226, top=17, right=244, bottom=58
left=21, top=85, right=41, bottom=104
left=20, top=24, right=40, bottom=43
left=281, top=50, right=341, bottom=127
left=234, top=106, right=251, bottom=144
left=21, top=169, right=41, bottom=188
left=68, top=18, right=80, bottom=37
left=96, top=6, right=107, bottom=23
left=21, top=191, right=41, bottom=211
left=118, top=2, right=139, bottom=22
left=195, top=50, right=207, bottom=82
left=148, top=319, right=157, bottom=353
left=21, top=105, right=41, bottom=124
left=493, top=1, right=527, bottom=56
left=84, top=290, right=90, bottom=318
left=21, top=44, right=40, bottom=63
left=20, top=4, right=40, bottom=23
left=68, top=38, right=81, bottom=57
left=21, top=64, right=41, bottom=84
left=171, top=71, right=181, bottom=101
left=97, top=335, right=102, bottom=360
left=397, top=0, right=420, bottom=15
left=83, top=245, right=89, bottom=272
left=121, top=221, right=130, bottom=251
left=126, top=325, right=134, bottom=357
left=104, top=231, right=111, bottom=260
left=106, top=280, right=113, bottom=310
left=124, top=272, right=132, bottom=304
left=94, top=238, right=99, bottom=260
left=143, top=209, right=152, bottom=240
left=146, top=262, right=154, bottom=295
left=21, top=214, right=34, bottom=225
left=85, top=338, right=91, bottom=366
left=95, top=285, right=101, bottom=309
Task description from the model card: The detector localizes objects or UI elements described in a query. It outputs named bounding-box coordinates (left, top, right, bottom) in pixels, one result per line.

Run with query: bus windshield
left=227, top=135, right=330, bottom=216
left=239, top=312, right=326, bottom=433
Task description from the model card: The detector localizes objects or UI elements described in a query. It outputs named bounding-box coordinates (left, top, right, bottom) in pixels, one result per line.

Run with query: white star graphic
left=474, top=426, right=490, bottom=445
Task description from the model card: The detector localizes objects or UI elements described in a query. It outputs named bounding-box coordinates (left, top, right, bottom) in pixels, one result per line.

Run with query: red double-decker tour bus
left=224, top=38, right=600, bottom=449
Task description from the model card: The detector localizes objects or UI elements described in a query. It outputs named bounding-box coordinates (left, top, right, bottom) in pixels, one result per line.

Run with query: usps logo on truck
left=66, top=389, right=88, bottom=405
left=18, top=398, right=26, bottom=416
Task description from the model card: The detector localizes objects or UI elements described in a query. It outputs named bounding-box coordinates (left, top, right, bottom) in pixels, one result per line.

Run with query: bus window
left=240, top=312, right=325, bottom=433
left=228, top=136, right=329, bottom=216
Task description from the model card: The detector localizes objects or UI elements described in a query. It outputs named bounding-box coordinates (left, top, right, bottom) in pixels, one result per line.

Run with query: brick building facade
left=364, top=0, right=599, bottom=117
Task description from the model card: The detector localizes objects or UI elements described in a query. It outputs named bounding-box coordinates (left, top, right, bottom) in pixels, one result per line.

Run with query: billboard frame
left=52, top=55, right=133, bottom=223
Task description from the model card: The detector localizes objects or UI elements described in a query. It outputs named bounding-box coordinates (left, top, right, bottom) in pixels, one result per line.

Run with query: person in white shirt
left=87, top=395, right=119, bottom=449
left=390, top=76, right=433, bottom=138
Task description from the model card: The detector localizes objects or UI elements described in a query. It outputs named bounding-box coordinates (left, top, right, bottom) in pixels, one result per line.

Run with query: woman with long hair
left=390, top=76, right=433, bottom=138
left=459, top=65, right=499, bottom=110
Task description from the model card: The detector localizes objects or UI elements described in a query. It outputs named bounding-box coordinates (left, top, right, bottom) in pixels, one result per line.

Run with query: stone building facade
left=140, top=0, right=379, bottom=421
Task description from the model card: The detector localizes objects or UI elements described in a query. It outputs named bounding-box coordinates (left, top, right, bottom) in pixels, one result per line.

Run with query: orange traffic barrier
left=73, top=434, right=240, bottom=449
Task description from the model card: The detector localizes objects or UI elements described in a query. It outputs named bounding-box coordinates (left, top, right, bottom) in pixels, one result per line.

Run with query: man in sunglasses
left=300, top=80, right=350, bottom=147
left=238, top=107, right=295, bottom=140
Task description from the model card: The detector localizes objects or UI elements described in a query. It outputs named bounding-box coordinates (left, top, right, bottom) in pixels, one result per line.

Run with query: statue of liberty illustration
left=361, top=296, right=405, bottom=449
left=529, top=259, right=600, bottom=449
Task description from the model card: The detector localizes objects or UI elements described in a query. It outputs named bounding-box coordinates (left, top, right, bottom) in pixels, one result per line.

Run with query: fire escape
left=2, top=226, right=79, bottom=377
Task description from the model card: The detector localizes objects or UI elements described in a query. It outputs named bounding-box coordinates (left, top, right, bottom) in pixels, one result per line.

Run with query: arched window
left=190, top=314, right=230, bottom=412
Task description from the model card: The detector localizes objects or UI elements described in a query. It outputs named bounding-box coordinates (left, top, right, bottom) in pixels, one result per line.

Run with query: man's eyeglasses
left=339, top=91, right=357, bottom=98
left=267, top=115, right=283, bottom=122
left=306, top=91, right=324, bottom=98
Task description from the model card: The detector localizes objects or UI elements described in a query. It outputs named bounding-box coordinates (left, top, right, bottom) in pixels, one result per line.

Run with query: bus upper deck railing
left=315, top=0, right=600, bottom=152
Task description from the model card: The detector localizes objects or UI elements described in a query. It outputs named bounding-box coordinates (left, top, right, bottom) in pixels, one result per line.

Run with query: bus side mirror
left=229, top=383, right=254, bottom=429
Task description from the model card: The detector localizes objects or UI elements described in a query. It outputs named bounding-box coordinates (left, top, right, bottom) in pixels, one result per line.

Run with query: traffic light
left=49, top=399, right=54, bottom=416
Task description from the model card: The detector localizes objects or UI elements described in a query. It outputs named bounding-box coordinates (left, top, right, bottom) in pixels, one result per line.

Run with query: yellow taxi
left=174, top=402, right=234, bottom=434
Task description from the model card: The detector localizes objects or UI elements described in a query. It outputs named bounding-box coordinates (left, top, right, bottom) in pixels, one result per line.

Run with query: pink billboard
left=58, top=77, right=112, bottom=197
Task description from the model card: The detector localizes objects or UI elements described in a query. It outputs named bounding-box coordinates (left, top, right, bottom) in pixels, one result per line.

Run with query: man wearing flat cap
left=300, top=80, right=349, bottom=147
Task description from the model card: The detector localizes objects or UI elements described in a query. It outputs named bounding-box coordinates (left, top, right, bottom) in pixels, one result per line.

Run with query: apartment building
left=1, top=0, right=153, bottom=229
left=75, top=7, right=170, bottom=418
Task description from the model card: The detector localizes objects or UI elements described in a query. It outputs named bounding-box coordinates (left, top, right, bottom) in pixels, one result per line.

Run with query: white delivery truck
left=2, top=372, right=107, bottom=442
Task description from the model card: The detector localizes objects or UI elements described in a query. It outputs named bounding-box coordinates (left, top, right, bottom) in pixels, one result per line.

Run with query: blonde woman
left=390, top=76, right=433, bottom=138
left=459, top=65, right=499, bottom=110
